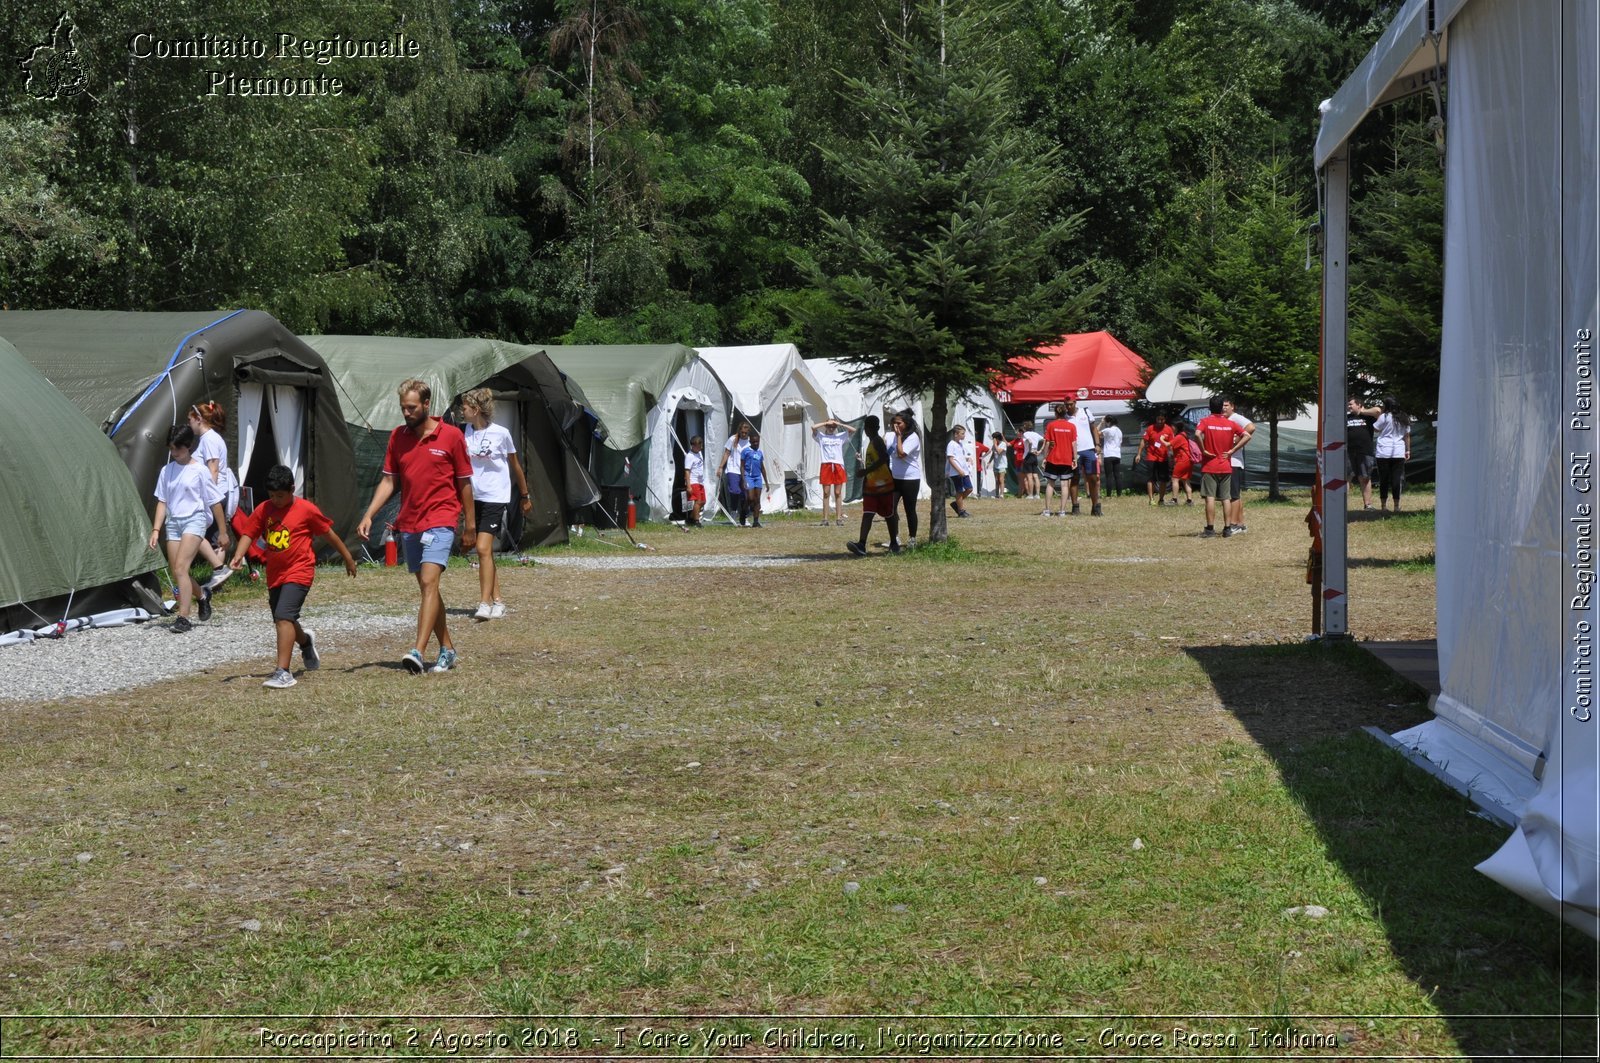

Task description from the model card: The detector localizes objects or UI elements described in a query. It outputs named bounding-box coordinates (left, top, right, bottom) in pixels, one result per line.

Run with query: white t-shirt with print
left=813, top=425, right=849, bottom=466
left=684, top=449, right=707, bottom=486
left=465, top=422, right=517, bottom=504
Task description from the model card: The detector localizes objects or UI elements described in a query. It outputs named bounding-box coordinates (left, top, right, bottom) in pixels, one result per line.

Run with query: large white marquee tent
left=1317, top=0, right=1597, bottom=933
left=696, top=345, right=829, bottom=511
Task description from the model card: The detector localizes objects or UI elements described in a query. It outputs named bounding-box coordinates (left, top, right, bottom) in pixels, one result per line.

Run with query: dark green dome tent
left=0, top=310, right=359, bottom=538
left=307, top=336, right=602, bottom=548
left=0, top=337, right=164, bottom=639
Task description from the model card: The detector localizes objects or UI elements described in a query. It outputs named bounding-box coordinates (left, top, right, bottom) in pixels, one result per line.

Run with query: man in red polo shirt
left=357, top=378, right=475, bottom=674
left=1196, top=395, right=1248, bottom=538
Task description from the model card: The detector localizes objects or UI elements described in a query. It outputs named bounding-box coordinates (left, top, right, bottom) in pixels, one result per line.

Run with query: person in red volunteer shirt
left=229, top=464, right=358, bottom=688
left=357, top=378, right=475, bottom=674
left=1038, top=402, right=1078, bottom=517
left=1196, top=395, right=1249, bottom=538
left=1136, top=411, right=1175, bottom=506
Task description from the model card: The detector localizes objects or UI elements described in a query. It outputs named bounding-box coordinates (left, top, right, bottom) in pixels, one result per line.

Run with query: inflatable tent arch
left=0, top=310, right=358, bottom=538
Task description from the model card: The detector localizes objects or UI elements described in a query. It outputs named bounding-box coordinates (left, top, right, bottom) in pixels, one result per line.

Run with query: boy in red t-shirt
left=228, top=465, right=358, bottom=688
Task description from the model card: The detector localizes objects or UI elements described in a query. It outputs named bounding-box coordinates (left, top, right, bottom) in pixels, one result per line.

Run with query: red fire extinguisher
left=626, top=498, right=637, bottom=529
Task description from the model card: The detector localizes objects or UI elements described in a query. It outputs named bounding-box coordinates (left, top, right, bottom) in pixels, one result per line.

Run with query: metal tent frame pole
left=1319, top=146, right=1351, bottom=639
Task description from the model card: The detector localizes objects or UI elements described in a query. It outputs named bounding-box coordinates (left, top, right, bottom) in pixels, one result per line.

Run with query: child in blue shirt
left=740, top=431, right=768, bottom=528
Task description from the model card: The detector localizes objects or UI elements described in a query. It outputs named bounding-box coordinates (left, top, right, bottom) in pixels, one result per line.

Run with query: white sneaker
left=205, top=566, right=234, bottom=592
left=489, top=601, right=506, bottom=619
left=473, top=602, right=493, bottom=621
left=262, top=668, right=296, bottom=689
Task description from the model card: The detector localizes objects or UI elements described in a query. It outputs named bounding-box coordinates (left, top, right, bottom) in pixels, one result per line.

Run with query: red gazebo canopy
left=993, top=331, right=1150, bottom=403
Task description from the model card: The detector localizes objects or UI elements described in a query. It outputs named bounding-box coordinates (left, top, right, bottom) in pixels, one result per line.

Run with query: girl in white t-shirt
left=989, top=431, right=1008, bottom=498
left=812, top=417, right=852, bottom=526
left=462, top=388, right=533, bottom=620
left=683, top=435, right=708, bottom=527
left=1373, top=396, right=1413, bottom=513
left=187, top=401, right=236, bottom=585
left=150, top=425, right=229, bottom=632
left=1099, top=417, right=1124, bottom=496
left=888, top=410, right=922, bottom=545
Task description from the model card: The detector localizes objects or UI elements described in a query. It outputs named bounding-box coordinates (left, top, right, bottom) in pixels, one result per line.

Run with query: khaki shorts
left=1201, top=471, right=1232, bottom=500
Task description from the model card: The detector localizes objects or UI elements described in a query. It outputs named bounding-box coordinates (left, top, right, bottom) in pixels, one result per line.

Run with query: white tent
left=697, top=345, right=829, bottom=511
left=806, top=359, right=1013, bottom=498
left=1318, top=0, right=1598, bottom=934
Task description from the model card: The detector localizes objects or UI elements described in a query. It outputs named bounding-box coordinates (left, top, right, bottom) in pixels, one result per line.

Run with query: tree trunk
left=1268, top=418, right=1284, bottom=501
left=928, top=384, right=949, bottom=543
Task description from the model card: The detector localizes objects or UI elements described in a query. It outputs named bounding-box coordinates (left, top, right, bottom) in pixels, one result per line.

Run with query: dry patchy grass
left=1, top=489, right=1592, bottom=1058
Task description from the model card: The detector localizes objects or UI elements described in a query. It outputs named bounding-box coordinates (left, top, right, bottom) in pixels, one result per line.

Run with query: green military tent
left=0, top=337, right=164, bottom=639
left=0, top=310, right=359, bottom=537
left=307, top=336, right=602, bottom=548
left=542, top=345, right=733, bottom=522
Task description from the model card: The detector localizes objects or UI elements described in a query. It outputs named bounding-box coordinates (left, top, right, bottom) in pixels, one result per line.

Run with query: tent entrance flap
left=237, top=382, right=310, bottom=497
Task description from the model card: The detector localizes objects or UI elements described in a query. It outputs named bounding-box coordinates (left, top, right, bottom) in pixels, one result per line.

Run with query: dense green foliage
left=0, top=0, right=1435, bottom=412
left=806, top=1, right=1098, bottom=541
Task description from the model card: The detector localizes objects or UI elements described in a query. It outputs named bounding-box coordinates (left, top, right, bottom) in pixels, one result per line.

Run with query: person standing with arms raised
left=357, top=379, right=475, bottom=674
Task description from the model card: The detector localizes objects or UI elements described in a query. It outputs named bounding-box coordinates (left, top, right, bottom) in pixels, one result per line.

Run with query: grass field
left=1, top=489, right=1594, bottom=1059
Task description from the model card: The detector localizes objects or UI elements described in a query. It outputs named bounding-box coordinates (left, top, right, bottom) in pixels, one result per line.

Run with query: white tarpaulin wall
left=643, top=369, right=731, bottom=520
left=698, top=345, right=828, bottom=510
left=1320, top=0, right=1599, bottom=934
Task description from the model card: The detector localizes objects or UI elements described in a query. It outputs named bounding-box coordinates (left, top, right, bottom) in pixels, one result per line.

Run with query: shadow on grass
left=1347, top=554, right=1436, bottom=569
left=1186, top=640, right=1597, bottom=1058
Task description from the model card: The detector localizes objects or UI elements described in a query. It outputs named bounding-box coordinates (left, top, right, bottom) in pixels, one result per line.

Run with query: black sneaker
left=1090, top=504, right=1103, bottom=517
left=196, top=588, right=213, bottom=622
left=171, top=616, right=193, bottom=633
left=299, top=629, right=320, bottom=670
left=1071, top=503, right=1081, bottom=515
left=752, top=520, right=763, bottom=528
left=1222, top=525, right=1236, bottom=537
left=888, top=541, right=903, bottom=554
left=1202, top=526, right=1216, bottom=538
left=845, top=541, right=867, bottom=557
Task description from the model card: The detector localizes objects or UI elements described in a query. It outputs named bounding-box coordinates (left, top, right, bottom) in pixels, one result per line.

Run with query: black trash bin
left=592, top=485, right=631, bottom=528
left=785, top=474, right=805, bottom=510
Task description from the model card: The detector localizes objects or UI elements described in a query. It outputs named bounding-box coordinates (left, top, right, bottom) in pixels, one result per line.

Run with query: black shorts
left=1021, top=454, right=1040, bottom=474
left=1149, top=459, right=1170, bottom=482
left=1229, top=467, right=1244, bottom=500
left=268, top=582, right=311, bottom=623
left=1347, top=449, right=1376, bottom=480
left=474, top=500, right=508, bottom=536
left=1043, top=461, right=1075, bottom=482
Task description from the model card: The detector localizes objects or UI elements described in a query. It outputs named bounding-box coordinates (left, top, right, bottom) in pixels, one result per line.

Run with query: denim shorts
left=400, top=527, right=455, bottom=572
left=164, top=511, right=211, bottom=541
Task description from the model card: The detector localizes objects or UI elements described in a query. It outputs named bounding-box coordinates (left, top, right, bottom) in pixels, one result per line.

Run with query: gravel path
left=1, top=605, right=412, bottom=704
left=4, top=554, right=824, bottom=703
